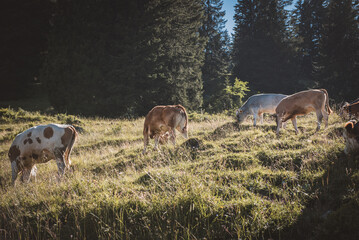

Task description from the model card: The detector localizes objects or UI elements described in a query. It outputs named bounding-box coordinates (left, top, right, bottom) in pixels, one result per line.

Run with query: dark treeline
left=1, top=0, right=358, bottom=116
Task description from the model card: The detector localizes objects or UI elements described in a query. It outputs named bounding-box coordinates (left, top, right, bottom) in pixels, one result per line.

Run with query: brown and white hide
left=275, top=89, right=332, bottom=135
left=8, top=124, right=77, bottom=184
left=143, top=105, right=188, bottom=153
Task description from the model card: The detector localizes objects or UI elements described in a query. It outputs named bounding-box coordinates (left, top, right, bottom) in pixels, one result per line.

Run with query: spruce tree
left=317, top=0, right=359, bottom=100
left=200, top=0, right=231, bottom=112
left=135, top=0, right=206, bottom=115
left=232, top=0, right=299, bottom=94
left=41, top=0, right=206, bottom=116
left=291, top=0, right=326, bottom=87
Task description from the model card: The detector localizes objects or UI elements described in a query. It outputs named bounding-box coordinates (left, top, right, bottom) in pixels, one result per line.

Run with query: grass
left=0, top=108, right=358, bottom=239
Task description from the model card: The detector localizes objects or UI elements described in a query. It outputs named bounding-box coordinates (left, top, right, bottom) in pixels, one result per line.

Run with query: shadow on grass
left=279, top=152, right=359, bottom=240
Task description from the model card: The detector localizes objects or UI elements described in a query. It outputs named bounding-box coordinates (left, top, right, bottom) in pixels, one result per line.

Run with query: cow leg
left=11, top=161, right=18, bottom=185
left=276, top=115, right=282, bottom=135
left=259, top=113, right=264, bottom=124
left=316, top=110, right=323, bottom=131
left=322, top=109, right=329, bottom=128
left=253, top=113, right=258, bottom=126
left=30, top=165, right=37, bottom=182
left=143, top=133, right=149, bottom=154
left=154, top=135, right=160, bottom=150
left=56, top=158, right=66, bottom=177
left=170, top=129, right=176, bottom=145
left=21, top=167, right=32, bottom=183
left=55, top=150, right=66, bottom=177
left=292, top=117, right=299, bottom=134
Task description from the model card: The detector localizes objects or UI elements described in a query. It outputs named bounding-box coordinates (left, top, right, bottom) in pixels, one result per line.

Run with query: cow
left=275, top=89, right=332, bottom=135
left=143, top=105, right=188, bottom=154
left=342, top=98, right=359, bottom=119
left=8, top=124, right=77, bottom=184
left=236, top=94, right=288, bottom=126
left=343, top=120, right=359, bottom=154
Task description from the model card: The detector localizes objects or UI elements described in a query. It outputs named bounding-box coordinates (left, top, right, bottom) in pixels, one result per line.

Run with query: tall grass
left=0, top=108, right=358, bottom=239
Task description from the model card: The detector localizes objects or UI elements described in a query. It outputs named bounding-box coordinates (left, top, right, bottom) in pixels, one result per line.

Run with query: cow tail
left=143, top=123, right=150, bottom=142
left=320, top=89, right=333, bottom=115
left=143, top=124, right=149, bottom=137
left=65, top=126, right=78, bottom=166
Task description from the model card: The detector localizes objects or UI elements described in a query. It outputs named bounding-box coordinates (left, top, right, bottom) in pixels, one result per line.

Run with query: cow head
left=236, top=108, right=247, bottom=124
left=344, top=120, right=359, bottom=154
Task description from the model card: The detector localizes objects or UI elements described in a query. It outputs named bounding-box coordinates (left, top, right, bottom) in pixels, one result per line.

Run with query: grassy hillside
left=0, top=108, right=358, bottom=239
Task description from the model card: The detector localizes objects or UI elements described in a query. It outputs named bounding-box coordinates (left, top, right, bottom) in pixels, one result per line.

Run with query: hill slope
left=0, top=108, right=358, bottom=239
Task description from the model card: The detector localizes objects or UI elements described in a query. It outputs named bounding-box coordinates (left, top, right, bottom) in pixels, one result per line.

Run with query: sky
left=222, top=0, right=296, bottom=36
left=223, top=0, right=236, bottom=36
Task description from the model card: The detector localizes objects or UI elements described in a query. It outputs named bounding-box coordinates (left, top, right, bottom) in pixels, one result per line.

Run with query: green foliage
left=224, top=78, right=250, bottom=107
left=225, top=78, right=249, bottom=98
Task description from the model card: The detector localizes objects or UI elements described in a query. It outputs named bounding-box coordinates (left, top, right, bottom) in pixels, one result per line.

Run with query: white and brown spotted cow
left=143, top=105, right=188, bottom=154
left=275, top=89, right=332, bottom=135
left=8, top=124, right=77, bottom=184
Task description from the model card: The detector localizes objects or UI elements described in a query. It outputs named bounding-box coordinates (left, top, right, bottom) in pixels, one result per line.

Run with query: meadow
left=0, top=107, right=358, bottom=239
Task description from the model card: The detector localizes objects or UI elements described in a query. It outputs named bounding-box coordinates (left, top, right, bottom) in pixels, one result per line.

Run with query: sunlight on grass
left=0, top=108, right=357, bottom=239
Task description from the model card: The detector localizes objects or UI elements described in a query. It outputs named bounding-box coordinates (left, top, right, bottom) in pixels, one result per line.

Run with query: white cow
left=236, top=94, right=288, bottom=126
left=8, top=124, right=77, bottom=184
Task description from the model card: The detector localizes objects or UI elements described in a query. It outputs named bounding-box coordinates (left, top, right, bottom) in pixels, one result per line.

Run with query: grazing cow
left=8, top=124, right=77, bottom=184
left=236, top=94, right=288, bottom=126
left=342, top=98, right=359, bottom=119
left=275, top=89, right=332, bottom=135
left=343, top=120, right=359, bottom=154
left=143, top=105, right=188, bottom=154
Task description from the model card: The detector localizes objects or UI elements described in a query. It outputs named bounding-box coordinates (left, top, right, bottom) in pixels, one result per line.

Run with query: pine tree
left=291, top=0, right=326, bottom=87
left=232, top=0, right=299, bottom=94
left=318, top=0, right=359, bottom=100
left=41, top=0, right=206, bottom=116
left=200, top=0, right=231, bottom=112
left=42, top=0, right=136, bottom=115
left=135, top=0, right=206, bottom=115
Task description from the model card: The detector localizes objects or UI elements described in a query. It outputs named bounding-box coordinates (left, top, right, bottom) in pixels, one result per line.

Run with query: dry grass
left=0, top=108, right=358, bottom=239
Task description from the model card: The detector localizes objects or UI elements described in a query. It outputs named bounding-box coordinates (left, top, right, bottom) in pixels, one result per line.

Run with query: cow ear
left=345, top=121, right=354, bottom=132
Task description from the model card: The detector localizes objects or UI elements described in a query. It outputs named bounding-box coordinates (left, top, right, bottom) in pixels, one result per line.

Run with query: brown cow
left=143, top=105, right=188, bottom=153
left=343, top=120, right=359, bottom=154
left=275, top=89, right=332, bottom=135
left=8, top=124, right=77, bottom=184
left=342, top=99, right=359, bottom=119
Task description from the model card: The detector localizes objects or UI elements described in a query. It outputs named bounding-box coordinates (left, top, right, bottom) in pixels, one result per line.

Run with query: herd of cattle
left=6, top=89, right=359, bottom=185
